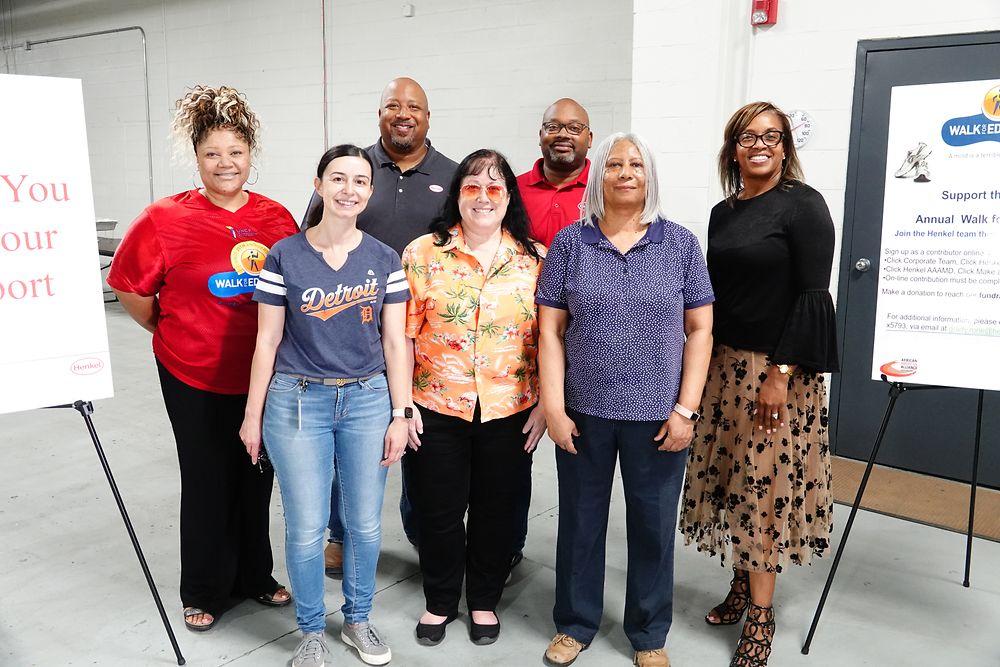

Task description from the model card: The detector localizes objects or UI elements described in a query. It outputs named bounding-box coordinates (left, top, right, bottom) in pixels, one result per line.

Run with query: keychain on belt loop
left=297, top=377, right=309, bottom=430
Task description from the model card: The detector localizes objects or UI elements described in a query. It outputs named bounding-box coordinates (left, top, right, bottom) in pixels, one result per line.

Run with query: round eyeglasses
left=736, top=130, right=784, bottom=148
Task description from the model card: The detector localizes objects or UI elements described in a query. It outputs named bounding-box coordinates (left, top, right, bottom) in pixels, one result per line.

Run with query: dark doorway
left=831, top=31, right=1000, bottom=488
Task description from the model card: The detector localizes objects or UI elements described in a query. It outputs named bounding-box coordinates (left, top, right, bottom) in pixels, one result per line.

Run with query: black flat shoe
left=469, top=614, right=500, bottom=645
left=416, top=612, right=458, bottom=646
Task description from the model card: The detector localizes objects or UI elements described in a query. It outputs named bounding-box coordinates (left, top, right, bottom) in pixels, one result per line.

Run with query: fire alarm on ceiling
left=751, top=0, right=778, bottom=26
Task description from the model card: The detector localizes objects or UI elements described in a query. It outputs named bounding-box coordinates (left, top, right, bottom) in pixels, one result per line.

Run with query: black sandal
left=254, top=586, right=292, bottom=607
left=705, top=568, right=750, bottom=625
left=183, top=607, right=218, bottom=632
left=730, top=602, right=775, bottom=667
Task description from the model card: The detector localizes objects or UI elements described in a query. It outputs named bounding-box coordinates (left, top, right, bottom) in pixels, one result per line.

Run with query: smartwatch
left=392, top=407, right=414, bottom=419
left=672, top=403, right=701, bottom=422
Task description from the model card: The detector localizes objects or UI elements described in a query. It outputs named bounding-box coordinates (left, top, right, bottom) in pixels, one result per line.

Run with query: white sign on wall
left=872, top=78, right=1000, bottom=391
left=0, top=74, right=114, bottom=414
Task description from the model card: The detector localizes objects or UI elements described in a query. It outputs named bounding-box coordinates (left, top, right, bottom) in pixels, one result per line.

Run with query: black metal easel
left=801, top=376, right=985, bottom=655
left=52, top=400, right=185, bottom=665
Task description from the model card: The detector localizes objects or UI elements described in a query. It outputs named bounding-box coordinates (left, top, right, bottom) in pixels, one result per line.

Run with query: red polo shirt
left=516, top=158, right=590, bottom=248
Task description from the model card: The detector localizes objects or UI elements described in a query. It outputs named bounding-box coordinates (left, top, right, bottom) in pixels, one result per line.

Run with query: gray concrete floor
left=1, top=303, right=998, bottom=666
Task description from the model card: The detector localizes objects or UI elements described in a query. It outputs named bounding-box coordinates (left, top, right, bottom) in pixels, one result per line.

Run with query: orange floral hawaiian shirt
left=402, top=225, right=545, bottom=422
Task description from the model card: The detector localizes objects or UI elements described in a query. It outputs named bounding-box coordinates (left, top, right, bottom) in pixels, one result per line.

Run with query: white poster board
left=871, top=79, right=1000, bottom=390
left=872, top=80, right=1000, bottom=390
left=0, top=74, right=114, bottom=413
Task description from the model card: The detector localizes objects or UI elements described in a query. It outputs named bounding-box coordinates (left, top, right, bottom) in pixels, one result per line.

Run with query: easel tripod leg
left=801, top=384, right=904, bottom=655
left=963, top=390, right=984, bottom=588
left=74, top=401, right=186, bottom=665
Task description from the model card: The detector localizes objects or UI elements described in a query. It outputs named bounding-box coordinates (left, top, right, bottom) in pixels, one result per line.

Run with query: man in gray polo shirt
left=303, top=77, right=457, bottom=255
left=304, top=77, right=458, bottom=575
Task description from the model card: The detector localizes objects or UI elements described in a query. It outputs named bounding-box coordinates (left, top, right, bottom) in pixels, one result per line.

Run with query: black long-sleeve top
left=707, top=181, right=839, bottom=372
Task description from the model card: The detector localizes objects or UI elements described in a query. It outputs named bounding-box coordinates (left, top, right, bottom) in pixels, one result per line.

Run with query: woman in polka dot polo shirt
left=536, top=132, right=714, bottom=667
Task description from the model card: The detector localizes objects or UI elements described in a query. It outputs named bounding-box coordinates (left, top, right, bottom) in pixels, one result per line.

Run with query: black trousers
left=408, top=404, right=532, bottom=615
left=157, top=360, right=279, bottom=615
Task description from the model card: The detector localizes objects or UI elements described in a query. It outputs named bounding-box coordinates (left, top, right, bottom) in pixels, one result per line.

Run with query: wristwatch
left=672, top=403, right=701, bottom=422
left=392, top=407, right=414, bottom=419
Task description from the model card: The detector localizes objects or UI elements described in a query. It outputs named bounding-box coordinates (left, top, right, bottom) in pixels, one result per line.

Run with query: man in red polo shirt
left=516, top=98, right=593, bottom=248
left=505, top=99, right=591, bottom=582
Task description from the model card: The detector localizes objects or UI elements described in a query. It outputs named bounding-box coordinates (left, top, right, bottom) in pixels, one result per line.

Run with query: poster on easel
left=0, top=74, right=113, bottom=414
left=871, top=78, right=1000, bottom=390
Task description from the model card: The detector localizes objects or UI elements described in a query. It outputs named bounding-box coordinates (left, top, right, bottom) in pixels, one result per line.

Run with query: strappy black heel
left=730, top=602, right=775, bottom=667
left=705, top=568, right=750, bottom=626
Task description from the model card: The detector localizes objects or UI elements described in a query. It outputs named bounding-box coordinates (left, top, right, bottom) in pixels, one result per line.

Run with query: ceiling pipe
left=23, top=26, right=154, bottom=204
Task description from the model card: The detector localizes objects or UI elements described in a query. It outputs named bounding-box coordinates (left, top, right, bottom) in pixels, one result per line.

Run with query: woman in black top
left=679, top=102, right=839, bottom=667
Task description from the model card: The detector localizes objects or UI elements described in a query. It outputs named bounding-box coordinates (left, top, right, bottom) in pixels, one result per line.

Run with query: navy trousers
left=553, top=409, right=687, bottom=651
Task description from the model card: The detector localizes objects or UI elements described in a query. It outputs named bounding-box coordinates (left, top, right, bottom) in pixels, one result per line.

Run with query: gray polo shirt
left=303, top=139, right=458, bottom=255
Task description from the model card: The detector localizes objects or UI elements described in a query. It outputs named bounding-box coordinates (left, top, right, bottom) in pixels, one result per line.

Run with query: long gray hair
left=581, top=132, right=662, bottom=225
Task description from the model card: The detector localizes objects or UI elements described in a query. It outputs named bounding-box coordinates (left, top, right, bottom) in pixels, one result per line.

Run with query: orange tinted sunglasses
left=459, top=183, right=507, bottom=202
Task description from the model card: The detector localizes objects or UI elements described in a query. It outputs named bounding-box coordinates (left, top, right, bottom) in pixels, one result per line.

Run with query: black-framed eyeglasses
left=736, top=130, right=784, bottom=148
left=542, top=121, right=589, bottom=136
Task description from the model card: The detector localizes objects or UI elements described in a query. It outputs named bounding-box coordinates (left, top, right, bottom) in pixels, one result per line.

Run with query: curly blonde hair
left=170, top=85, right=260, bottom=160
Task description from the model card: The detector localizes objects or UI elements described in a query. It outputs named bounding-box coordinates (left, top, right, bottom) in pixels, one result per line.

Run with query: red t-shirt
left=516, top=158, right=590, bottom=248
left=108, top=190, right=297, bottom=394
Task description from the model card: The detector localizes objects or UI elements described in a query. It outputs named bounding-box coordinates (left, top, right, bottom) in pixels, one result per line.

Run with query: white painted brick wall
left=5, top=0, right=326, bottom=231
left=327, top=0, right=634, bottom=181
left=632, top=0, right=1000, bottom=302
left=3, top=0, right=633, bottom=232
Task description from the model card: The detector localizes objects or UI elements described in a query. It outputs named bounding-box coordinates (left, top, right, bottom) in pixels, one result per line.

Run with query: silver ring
left=771, top=413, right=779, bottom=419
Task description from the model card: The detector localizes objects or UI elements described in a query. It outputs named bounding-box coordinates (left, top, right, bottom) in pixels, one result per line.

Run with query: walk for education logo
left=941, top=83, right=1000, bottom=147
left=208, top=240, right=270, bottom=298
left=879, top=358, right=918, bottom=378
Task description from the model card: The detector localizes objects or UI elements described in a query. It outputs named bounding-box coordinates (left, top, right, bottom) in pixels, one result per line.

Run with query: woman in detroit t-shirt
left=240, top=145, right=411, bottom=666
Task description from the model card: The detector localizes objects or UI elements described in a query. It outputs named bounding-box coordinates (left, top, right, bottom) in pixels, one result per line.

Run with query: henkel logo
left=71, top=358, right=104, bottom=375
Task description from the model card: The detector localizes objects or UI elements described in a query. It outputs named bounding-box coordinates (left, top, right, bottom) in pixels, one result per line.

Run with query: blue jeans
left=553, top=409, right=687, bottom=651
left=263, top=372, right=390, bottom=632
left=329, top=456, right=419, bottom=546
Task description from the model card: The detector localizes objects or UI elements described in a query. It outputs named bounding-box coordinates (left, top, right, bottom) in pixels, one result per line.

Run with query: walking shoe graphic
left=893, top=142, right=932, bottom=179
left=913, top=159, right=931, bottom=183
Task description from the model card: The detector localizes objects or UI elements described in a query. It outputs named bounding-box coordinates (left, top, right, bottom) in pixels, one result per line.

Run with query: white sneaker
left=342, top=622, right=392, bottom=665
left=894, top=142, right=931, bottom=178
left=914, top=159, right=931, bottom=183
left=292, top=632, right=329, bottom=667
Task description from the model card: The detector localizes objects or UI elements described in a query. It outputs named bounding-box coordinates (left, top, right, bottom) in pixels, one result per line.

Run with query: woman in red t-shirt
left=108, top=85, right=298, bottom=632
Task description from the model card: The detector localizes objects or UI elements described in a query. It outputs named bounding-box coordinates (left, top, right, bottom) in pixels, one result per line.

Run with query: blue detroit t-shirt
left=253, top=231, right=410, bottom=378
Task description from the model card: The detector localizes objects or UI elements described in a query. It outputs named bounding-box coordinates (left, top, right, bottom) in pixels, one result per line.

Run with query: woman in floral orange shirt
left=402, top=149, right=546, bottom=646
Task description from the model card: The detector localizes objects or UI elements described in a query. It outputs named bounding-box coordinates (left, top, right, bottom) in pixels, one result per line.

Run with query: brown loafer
left=545, top=633, right=587, bottom=665
left=634, top=648, right=670, bottom=667
left=324, top=541, right=343, bottom=577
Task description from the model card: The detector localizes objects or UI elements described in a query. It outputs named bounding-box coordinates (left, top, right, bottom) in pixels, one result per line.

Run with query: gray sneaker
left=341, top=622, right=392, bottom=665
left=292, top=632, right=329, bottom=667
